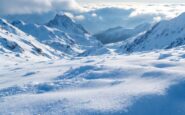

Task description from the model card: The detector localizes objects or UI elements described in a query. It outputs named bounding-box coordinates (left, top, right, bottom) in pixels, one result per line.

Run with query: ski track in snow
left=1, top=47, right=185, bottom=114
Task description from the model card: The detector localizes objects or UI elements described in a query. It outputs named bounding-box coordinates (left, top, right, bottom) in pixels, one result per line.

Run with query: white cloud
left=75, top=15, right=85, bottom=21
left=73, top=3, right=185, bottom=33
left=2, top=1, right=185, bottom=33
left=0, top=0, right=84, bottom=15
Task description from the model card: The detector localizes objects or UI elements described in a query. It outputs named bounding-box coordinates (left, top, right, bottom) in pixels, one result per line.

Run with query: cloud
left=63, top=12, right=85, bottom=21
left=72, top=3, right=185, bottom=33
left=2, top=1, right=185, bottom=34
left=75, top=7, right=134, bottom=33
left=0, top=0, right=84, bottom=15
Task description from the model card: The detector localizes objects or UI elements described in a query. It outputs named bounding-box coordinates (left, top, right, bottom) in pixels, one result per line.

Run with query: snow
left=47, top=13, right=88, bottom=35
left=118, top=13, right=185, bottom=53
left=1, top=45, right=185, bottom=114
left=0, top=18, right=64, bottom=60
left=11, top=14, right=105, bottom=56
left=1, top=8, right=185, bottom=115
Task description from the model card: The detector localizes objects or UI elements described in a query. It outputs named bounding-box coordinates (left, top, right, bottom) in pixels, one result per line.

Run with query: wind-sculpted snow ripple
left=57, top=65, right=128, bottom=80
left=0, top=81, right=80, bottom=98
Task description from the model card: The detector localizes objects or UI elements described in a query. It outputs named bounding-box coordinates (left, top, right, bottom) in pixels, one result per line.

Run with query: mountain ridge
left=117, top=13, right=185, bottom=53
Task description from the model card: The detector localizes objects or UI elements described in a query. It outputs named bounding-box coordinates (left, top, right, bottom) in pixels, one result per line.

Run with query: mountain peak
left=46, top=13, right=88, bottom=34
left=48, top=14, right=74, bottom=26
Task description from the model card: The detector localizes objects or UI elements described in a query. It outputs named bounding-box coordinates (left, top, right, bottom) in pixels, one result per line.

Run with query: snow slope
left=47, top=14, right=88, bottom=35
left=118, top=13, right=185, bottom=53
left=12, top=14, right=105, bottom=56
left=1, top=45, right=185, bottom=114
left=0, top=18, right=63, bottom=60
left=46, top=14, right=104, bottom=54
left=11, top=20, right=83, bottom=56
left=2, top=9, right=185, bottom=115
left=95, top=23, right=150, bottom=44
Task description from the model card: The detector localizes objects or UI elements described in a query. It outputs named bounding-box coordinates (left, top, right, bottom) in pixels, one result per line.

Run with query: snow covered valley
left=1, top=4, right=185, bottom=114
left=1, top=46, right=185, bottom=114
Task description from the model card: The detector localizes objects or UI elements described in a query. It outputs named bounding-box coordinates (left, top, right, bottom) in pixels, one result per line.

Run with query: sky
left=1, top=0, right=184, bottom=15
left=77, top=0, right=185, bottom=3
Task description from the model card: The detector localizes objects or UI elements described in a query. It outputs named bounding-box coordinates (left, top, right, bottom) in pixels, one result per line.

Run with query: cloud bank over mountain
left=73, top=3, right=185, bottom=33
left=1, top=1, right=185, bottom=33
left=0, top=0, right=84, bottom=15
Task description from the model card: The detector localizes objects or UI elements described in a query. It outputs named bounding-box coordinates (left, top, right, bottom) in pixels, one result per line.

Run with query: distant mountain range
left=1, top=12, right=185, bottom=59
left=94, top=23, right=151, bottom=44
left=0, top=14, right=107, bottom=60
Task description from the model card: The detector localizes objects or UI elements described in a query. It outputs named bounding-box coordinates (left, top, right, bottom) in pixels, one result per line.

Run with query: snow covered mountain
left=2, top=6, right=185, bottom=115
left=94, top=23, right=150, bottom=44
left=118, top=13, right=185, bottom=53
left=0, top=18, right=62, bottom=60
left=46, top=14, right=105, bottom=54
left=11, top=20, right=82, bottom=56
left=12, top=14, right=105, bottom=56
left=47, top=14, right=89, bottom=35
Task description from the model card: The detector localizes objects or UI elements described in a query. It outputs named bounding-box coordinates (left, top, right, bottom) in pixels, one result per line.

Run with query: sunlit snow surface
left=1, top=46, right=185, bottom=115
